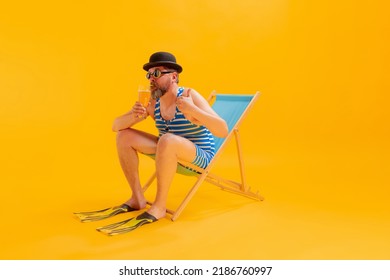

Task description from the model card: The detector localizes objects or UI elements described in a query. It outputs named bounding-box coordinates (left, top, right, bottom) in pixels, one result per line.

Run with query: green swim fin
left=96, top=212, right=157, bottom=236
left=73, top=204, right=136, bottom=222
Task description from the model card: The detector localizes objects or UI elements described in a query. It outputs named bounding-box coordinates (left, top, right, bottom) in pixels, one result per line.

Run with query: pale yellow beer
left=138, top=85, right=151, bottom=107
left=138, top=90, right=151, bottom=107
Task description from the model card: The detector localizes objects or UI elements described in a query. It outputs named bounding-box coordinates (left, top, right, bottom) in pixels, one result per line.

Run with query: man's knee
left=157, top=133, right=178, bottom=151
left=116, top=128, right=136, bottom=149
left=157, top=133, right=196, bottom=163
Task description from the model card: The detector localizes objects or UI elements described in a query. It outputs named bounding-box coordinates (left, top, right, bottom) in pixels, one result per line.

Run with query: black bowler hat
left=143, top=52, right=183, bottom=73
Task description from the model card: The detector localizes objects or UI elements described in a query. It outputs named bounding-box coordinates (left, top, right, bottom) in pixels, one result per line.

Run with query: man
left=77, top=52, right=228, bottom=233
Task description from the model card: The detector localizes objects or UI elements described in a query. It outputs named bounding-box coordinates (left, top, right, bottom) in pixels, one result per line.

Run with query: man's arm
left=176, top=88, right=228, bottom=138
left=112, top=101, right=154, bottom=132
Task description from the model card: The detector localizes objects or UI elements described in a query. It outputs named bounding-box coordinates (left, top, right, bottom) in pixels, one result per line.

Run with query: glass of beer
left=138, top=85, right=151, bottom=107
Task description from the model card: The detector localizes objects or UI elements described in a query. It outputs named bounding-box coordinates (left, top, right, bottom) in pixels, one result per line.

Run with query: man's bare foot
left=125, top=197, right=147, bottom=210
left=146, top=205, right=166, bottom=220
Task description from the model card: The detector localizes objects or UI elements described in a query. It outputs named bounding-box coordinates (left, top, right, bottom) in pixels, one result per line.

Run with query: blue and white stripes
left=154, top=87, right=215, bottom=169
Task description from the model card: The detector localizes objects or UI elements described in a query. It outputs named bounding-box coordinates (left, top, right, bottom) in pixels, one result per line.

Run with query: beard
left=150, top=82, right=169, bottom=99
left=151, top=88, right=165, bottom=99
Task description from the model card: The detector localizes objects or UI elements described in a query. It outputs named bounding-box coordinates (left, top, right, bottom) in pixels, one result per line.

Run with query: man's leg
left=116, top=128, right=158, bottom=210
left=147, top=133, right=197, bottom=219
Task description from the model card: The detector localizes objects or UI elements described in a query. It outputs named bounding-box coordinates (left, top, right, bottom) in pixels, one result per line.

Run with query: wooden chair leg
left=171, top=172, right=209, bottom=221
left=234, top=128, right=248, bottom=192
left=142, top=171, right=156, bottom=192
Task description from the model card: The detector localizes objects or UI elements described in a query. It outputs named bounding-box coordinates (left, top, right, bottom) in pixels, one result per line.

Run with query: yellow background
left=1, top=0, right=389, bottom=259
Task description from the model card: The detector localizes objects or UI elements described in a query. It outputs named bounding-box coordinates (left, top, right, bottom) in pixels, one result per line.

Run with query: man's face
left=147, top=67, right=175, bottom=99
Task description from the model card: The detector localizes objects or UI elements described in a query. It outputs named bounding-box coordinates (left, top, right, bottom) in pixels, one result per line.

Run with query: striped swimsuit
left=154, top=87, right=216, bottom=169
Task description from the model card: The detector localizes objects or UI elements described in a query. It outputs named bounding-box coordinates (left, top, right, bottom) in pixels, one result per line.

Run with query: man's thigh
left=117, top=128, right=158, bottom=155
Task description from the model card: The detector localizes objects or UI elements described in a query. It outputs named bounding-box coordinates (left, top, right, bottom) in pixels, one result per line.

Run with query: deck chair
left=142, top=91, right=264, bottom=221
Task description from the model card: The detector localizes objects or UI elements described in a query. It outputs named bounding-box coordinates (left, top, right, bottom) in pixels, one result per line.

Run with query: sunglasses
left=146, top=69, right=175, bottom=79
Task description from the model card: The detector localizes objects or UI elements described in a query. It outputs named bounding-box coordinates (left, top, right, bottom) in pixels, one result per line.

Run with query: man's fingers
left=182, top=88, right=191, bottom=97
